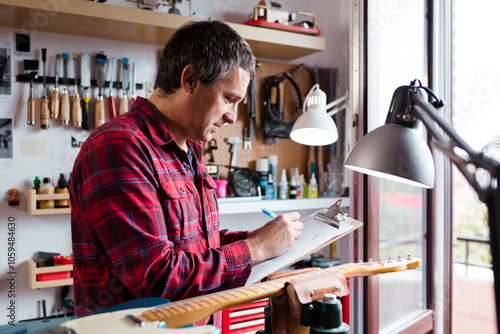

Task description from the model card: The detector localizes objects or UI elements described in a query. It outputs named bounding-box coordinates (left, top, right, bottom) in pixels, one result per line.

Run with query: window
left=365, top=1, right=430, bottom=332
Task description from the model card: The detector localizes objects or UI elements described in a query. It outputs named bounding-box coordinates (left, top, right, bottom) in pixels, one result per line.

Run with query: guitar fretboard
left=142, top=257, right=421, bottom=328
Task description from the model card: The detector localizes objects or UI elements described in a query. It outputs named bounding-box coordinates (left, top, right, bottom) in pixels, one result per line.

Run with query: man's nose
left=223, top=106, right=238, bottom=125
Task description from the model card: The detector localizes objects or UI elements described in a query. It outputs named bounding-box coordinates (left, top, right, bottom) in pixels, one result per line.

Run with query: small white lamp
left=290, top=84, right=348, bottom=146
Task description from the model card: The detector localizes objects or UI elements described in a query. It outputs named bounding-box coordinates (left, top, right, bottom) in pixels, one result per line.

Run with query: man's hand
left=245, top=212, right=302, bottom=264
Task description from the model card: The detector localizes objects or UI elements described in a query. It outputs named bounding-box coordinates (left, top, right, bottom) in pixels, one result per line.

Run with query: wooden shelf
left=218, top=196, right=350, bottom=215
left=27, top=189, right=70, bottom=215
left=0, top=0, right=325, bottom=61
left=27, top=259, right=73, bottom=289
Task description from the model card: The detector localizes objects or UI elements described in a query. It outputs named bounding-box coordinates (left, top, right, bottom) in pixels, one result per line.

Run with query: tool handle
left=27, top=97, right=36, bottom=125
left=50, top=88, right=59, bottom=119
left=82, top=97, right=91, bottom=130
left=72, top=96, right=82, bottom=127
left=95, top=96, right=105, bottom=128
left=108, top=95, right=117, bottom=120
left=119, top=95, right=128, bottom=116
left=60, top=90, right=70, bottom=125
left=40, top=98, right=50, bottom=129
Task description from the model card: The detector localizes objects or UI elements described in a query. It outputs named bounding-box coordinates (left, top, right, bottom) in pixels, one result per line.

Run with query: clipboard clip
left=314, top=199, right=346, bottom=229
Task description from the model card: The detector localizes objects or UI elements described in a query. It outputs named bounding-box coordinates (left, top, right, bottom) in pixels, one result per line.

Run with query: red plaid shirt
left=70, top=97, right=252, bottom=327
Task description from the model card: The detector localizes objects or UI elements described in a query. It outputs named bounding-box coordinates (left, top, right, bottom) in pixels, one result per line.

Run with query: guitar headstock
left=333, top=255, right=422, bottom=278
left=355, top=256, right=422, bottom=275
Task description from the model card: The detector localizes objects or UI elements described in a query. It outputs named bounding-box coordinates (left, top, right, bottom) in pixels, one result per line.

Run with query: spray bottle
left=278, top=169, right=288, bottom=200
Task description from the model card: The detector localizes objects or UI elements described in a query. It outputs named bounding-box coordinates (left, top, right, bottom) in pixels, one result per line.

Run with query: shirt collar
left=132, top=96, right=203, bottom=158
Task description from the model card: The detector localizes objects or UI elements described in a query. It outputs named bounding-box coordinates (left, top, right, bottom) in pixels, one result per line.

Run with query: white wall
left=0, top=0, right=350, bottom=324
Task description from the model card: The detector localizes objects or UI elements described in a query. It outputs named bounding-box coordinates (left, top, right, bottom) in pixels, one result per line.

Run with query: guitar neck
left=142, top=256, right=422, bottom=328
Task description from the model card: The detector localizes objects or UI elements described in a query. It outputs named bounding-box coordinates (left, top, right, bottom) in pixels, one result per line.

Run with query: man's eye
left=225, top=96, right=235, bottom=103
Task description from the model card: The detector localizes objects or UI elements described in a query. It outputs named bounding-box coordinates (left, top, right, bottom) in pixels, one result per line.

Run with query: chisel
left=95, top=51, right=107, bottom=128
left=72, top=52, right=82, bottom=128
left=80, top=53, right=91, bottom=130
left=50, top=55, right=60, bottom=119
left=130, top=62, right=136, bottom=106
left=60, top=53, right=70, bottom=125
left=118, top=57, right=129, bottom=115
left=23, top=59, right=39, bottom=126
left=40, top=48, right=50, bottom=129
left=107, top=57, right=117, bottom=120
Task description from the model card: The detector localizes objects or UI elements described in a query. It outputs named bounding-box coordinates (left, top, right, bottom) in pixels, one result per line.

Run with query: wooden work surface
left=205, top=60, right=338, bottom=181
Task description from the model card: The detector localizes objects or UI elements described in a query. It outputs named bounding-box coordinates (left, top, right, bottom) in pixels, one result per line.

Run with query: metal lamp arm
left=411, top=91, right=497, bottom=203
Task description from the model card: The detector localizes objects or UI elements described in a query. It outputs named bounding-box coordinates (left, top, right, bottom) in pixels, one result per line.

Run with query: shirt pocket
left=159, top=179, right=202, bottom=250
left=202, top=174, right=220, bottom=237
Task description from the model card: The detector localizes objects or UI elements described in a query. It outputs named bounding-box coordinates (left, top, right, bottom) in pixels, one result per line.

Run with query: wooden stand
left=27, top=259, right=73, bottom=289
left=26, top=189, right=70, bottom=215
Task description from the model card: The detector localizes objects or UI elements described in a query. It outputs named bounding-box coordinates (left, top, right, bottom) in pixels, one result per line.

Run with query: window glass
left=367, top=0, right=427, bottom=330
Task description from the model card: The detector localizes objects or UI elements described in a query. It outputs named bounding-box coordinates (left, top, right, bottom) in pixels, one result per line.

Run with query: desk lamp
left=344, top=79, right=500, bottom=332
left=290, top=84, right=348, bottom=146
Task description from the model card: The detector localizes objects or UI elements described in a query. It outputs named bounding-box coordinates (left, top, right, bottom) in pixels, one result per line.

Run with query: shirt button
left=180, top=188, right=186, bottom=195
left=185, top=165, right=190, bottom=171
left=203, top=172, right=208, bottom=177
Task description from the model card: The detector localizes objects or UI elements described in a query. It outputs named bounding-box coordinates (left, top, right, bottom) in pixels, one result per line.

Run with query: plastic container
left=256, top=158, right=269, bottom=195
left=278, top=169, right=288, bottom=200
left=39, top=177, right=55, bottom=209
left=214, top=179, right=228, bottom=198
left=55, top=173, right=70, bottom=208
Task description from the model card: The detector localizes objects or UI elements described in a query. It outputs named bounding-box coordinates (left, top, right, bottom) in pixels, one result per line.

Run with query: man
left=70, top=20, right=302, bottom=328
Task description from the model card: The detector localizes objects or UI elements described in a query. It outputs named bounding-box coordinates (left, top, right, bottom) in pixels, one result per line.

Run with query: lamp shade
left=290, top=86, right=339, bottom=146
left=344, top=123, right=435, bottom=188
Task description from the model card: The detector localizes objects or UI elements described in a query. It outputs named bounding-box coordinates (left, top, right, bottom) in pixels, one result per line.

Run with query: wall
left=0, top=0, right=350, bottom=324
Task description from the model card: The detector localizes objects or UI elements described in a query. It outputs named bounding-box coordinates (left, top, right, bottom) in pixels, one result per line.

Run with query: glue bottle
left=308, top=173, right=318, bottom=198
left=266, top=173, right=276, bottom=199
left=278, top=169, right=288, bottom=200
left=289, top=175, right=298, bottom=199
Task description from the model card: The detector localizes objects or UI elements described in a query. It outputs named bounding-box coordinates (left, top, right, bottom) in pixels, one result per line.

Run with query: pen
left=262, top=208, right=278, bottom=219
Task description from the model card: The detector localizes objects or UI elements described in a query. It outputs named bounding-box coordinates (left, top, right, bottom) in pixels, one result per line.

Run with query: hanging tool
left=50, top=54, right=60, bottom=119
left=60, top=53, right=70, bottom=125
left=130, top=61, right=136, bottom=106
left=225, top=137, right=242, bottom=170
left=119, top=57, right=129, bottom=116
left=80, top=53, right=91, bottom=130
left=244, top=73, right=257, bottom=150
left=23, top=59, right=39, bottom=126
left=40, top=48, right=50, bottom=129
left=72, top=52, right=82, bottom=128
left=95, top=51, right=107, bottom=128
left=107, top=57, right=117, bottom=120
left=207, top=139, right=218, bottom=163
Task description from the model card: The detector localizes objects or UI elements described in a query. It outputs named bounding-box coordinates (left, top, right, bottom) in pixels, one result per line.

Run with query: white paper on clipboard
left=245, top=215, right=362, bottom=286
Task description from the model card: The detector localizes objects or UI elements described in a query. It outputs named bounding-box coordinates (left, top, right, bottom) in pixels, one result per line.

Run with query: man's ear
left=180, top=65, right=198, bottom=93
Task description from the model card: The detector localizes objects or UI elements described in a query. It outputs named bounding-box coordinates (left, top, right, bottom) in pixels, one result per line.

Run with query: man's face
left=183, top=66, right=250, bottom=143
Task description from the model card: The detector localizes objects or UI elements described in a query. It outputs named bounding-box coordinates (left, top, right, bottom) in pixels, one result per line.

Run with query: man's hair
left=154, top=20, right=256, bottom=95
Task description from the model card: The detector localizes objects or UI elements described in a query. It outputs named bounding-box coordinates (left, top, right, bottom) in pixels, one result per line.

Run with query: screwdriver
left=40, top=48, right=50, bottom=130
left=72, top=52, right=82, bottom=128
left=60, top=53, right=70, bottom=125
left=119, top=57, right=129, bottom=116
left=50, top=55, right=60, bottom=119
left=80, top=53, right=91, bottom=131
left=95, top=51, right=107, bottom=128
left=24, top=59, right=39, bottom=126
left=107, top=57, right=117, bottom=120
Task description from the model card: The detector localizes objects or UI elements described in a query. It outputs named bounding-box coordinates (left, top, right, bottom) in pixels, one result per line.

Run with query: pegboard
left=205, top=60, right=339, bottom=182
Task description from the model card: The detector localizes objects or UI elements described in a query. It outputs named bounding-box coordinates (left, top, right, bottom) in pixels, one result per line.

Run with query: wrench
left=244, top=127, right=251, bottom=150
left=226, top=137, right=242, bottom=167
